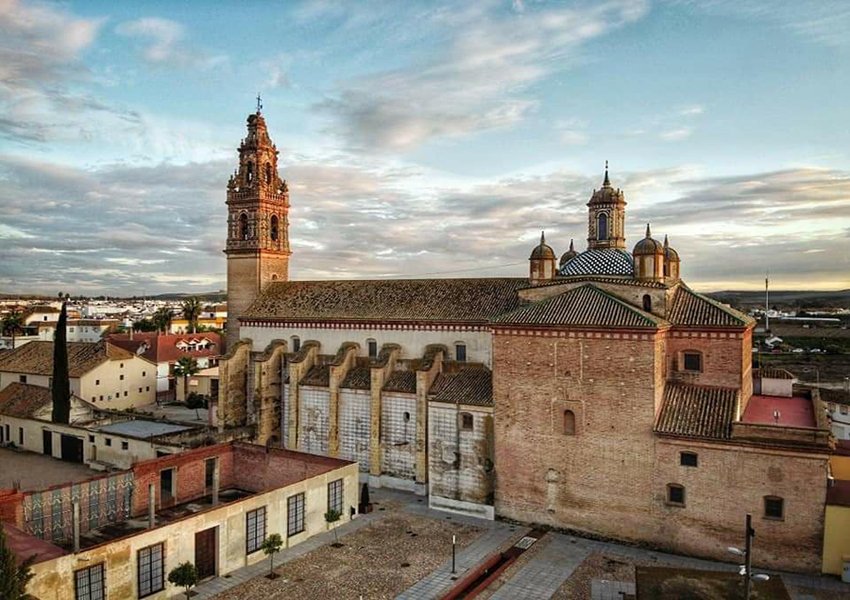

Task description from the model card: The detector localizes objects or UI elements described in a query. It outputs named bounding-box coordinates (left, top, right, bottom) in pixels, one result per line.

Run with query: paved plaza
left=192, top=487, right=850, bottom=600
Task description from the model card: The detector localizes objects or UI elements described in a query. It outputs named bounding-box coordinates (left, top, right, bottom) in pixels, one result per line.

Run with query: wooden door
left=60, top=434, right=83, bottom=463
left=195, top=527, right=217, bottom=579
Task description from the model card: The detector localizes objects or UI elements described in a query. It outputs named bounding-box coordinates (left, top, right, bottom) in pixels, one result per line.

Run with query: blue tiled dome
left=558, top=249, right=634, bottom=277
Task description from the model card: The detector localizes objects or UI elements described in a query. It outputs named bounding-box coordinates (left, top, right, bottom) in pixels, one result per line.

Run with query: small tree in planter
left=261, top=533, right=283, bottom=579
left=324, top=509, right=343, bottom=547
left=167, top=561, right=198, bottom=599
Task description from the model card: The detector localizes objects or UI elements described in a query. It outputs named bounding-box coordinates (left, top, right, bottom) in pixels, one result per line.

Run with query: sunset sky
left=1, top=0, right=848, bottom=295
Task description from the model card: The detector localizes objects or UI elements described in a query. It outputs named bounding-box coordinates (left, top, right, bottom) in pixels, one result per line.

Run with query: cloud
left=659, top=127, right=693, bottom=141
left=316, top=1, right=649, bottom=152
left=2, top=148, right=845, bottom=295
left=115, top=17, right=227, bottom=70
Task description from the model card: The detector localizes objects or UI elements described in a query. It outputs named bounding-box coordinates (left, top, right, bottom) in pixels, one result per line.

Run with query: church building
left=218, top=110, right=833, bottom=573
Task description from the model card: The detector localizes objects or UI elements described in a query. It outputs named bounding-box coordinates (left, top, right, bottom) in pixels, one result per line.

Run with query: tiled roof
left=754, top=367, right=795, bottom=380
left=429, top=368, right=493, bottom=407
left=524, top=275, right=668, bottom=290
left=654, top=383, right=739, bottom=440
left=340, top=366, right=371, bottom=390
left=108, top=332, right=221, bottom=364
left=0, top=341, right=132, bottom=377
left=301, top=364, right=331, bottom=387
left=242, top=278, right=527, bottom=323
left=668, top=286, right=753, bottom=328
left=493, top=284, right=663, bottom=329
left=559, top=249, right=634, bottom=277
left=0, top=382, right=53, bottom=418
left=383, top=370, right=417, bottom=394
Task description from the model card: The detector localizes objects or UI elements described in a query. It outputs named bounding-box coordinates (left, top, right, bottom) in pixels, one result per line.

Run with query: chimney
left=148, top=484, right=156, bottom=528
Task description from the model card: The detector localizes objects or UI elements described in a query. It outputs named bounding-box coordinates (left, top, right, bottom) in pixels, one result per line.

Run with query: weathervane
left=256, top=93, right=263, bottom=114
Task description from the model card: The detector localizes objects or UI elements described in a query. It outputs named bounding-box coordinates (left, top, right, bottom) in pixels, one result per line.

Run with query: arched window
left=403, top=411, right=410, bottom=423
left=455, top=342, right=467, bottom=362
left=642, top=294, right=652, bottom=312
left=291, top=335, right=300, bottom=353
left=597, top=213, right=609, bottom=241
left=367, top=339, right=378, bottom=358
left=270, top=215, right=279, bottom=242
left=246, top=161, right=254, bottom=183
left=663, top=260, right=670, bottom=277
left=239, top=213, right=249, bottom=240
left=265, top=162, right=272, bottom=183
left=563, top=410, right=576, bottom=435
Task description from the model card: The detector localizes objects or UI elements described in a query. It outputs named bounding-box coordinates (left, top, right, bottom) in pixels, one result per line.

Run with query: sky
left=1, top=0, right=849, bottom=296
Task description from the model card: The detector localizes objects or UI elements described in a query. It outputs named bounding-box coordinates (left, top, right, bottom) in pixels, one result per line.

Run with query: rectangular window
left=105, top=438, right=112, bottom=447
left=95, top=379, right=100, bottom=386
left=680, top=452, right=698, bottom=467
left=367, top=340, right=378, bottom=358
left=246, top=507, right=266, bottom=554
left=683, top=352, right=702, bottom=372
left=137, top=543, right=164, bottom=598
left=121, top=441, right=129, bottom=450
left=88, top=435, right=95, bottom=443
left=19, top=375, right=27, bottom=384
left=667, top=484, right=685, bottom=506
left=75, top=563, right=105, bottom=600
left=455, top=344, right=467, bottom=362
left=120, top=374, right=124, bottom=381
left=287, top=493, right=305, bottom=537
left=142, top=371, right=146, bottom=377
left=460, top=412, right=474, bottom=431
left=764, top=496, right=784, bottom=520
left=19, top=427, right=23, bottom=445
left=328, top=479, right=343, bottom=515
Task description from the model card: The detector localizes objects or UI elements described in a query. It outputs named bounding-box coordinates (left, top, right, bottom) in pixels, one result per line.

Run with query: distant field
left=708, top=289, right=850, bottom=310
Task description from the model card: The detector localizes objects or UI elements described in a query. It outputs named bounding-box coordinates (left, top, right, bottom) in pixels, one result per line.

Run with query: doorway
left=42, top=430, right=53, bottom=456
left=195, top=526, right=218, bottom=579
left=60, top=434, right=83, bottom=463
left=160, top=468, right=176, bottom=508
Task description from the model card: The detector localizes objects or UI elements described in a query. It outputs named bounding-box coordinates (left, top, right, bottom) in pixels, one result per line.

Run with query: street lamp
left=727, top=514, right=770, bottom=599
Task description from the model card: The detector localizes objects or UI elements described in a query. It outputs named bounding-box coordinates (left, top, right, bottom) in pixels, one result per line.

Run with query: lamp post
left=451, top=534, right=457, bottom=575
left=727, top=514, right=769, bottom=599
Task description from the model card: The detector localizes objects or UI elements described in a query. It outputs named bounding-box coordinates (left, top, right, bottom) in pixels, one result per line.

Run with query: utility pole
left=744, top=513, right=754, bottom=600
left=764, top=272, right=770, bottom=333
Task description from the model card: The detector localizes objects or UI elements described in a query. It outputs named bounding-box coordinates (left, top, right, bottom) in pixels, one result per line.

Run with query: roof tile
left=429, top=368, right=492, bottom=407
left=0, top=341, right=130, bottom=377
left=655, top=383, right=739, bottom=440
left=669, top=286, right=753, bottom=328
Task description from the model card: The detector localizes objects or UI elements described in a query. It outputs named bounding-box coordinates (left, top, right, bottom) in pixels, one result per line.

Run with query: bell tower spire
left=225, top=106, right=291, bottom=346
left=586, top=161, right=627, bottom=251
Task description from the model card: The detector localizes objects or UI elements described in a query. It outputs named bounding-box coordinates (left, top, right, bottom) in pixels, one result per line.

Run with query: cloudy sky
left=1, top=0, right=848, bottom=295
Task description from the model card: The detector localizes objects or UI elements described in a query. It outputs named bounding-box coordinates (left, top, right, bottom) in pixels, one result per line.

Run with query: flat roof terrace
left=742, top=394, right=816, bottom=428
left=0, top=447, right=99, bottom=491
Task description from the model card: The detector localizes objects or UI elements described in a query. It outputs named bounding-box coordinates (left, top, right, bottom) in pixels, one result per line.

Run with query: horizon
left=1, top=0, right=849, bottom=295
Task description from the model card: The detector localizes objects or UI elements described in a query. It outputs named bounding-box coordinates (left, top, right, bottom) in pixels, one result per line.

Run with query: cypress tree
left=51, top=301, right=71, bottom=424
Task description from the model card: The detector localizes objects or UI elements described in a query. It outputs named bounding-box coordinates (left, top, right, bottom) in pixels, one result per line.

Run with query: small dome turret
left=632, top=223, right=664, bottom=256
left=529, top=231, right=557, bottom=285
left=663, top=235, right=681, bottom=281
left=559, top=239, right=578, bottom=267
left=529, top=231, right=556, bottom=260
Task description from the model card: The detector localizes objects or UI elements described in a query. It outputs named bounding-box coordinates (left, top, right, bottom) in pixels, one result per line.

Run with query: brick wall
left=667, top=330, right=750, bottom=391
left=493, top=330, right=662, bottom=540
left=653, top=439, right=827, bottom=572
left=230, top=443, right=350, bottom=492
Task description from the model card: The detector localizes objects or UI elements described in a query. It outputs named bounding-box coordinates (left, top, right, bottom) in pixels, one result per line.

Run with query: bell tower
left=225, top=100, right=290, bottom=346
left=587, top=162, right=627, bottom=250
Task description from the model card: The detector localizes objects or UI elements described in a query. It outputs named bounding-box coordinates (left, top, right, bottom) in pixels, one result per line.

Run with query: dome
left=664, top=235, right=680, bottom=262
left=633, top=224, right=664, bottom=256
left=559, top=239, right=578, bottom=267
left=588, top=164, right=626, bottom=206
left=530, top=231, right=556, bottom=260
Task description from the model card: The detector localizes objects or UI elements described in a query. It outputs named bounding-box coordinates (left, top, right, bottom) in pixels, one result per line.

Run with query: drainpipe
left=212, top=460, right=220, bottom=506
left=148, top=484, right=156, bottom=528
left=72, top=501, right=80, bottom=553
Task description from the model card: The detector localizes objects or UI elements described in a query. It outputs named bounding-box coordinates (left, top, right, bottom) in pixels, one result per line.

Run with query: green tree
left=181, top=297, right=203, bottom=334
left=324, top=508, right=342, bottom=546
left=261, top=533, right=283, bottom=578
left=0, top=523, right=35, bottom=600
left=152, top=307, right=173, bottom=334
left=132, top=318, right=158, bottom=332
left=167, top=561, right=198, bottom=600
left=173, top=356, right=199, bottom=402
left=1, top=311, right=24, bottom=349
left=51, top=302, right=70, bottom=424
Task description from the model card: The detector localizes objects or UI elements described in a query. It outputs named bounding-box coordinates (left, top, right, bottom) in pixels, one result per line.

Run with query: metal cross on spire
left=256, top=93, right=263, bottom=114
